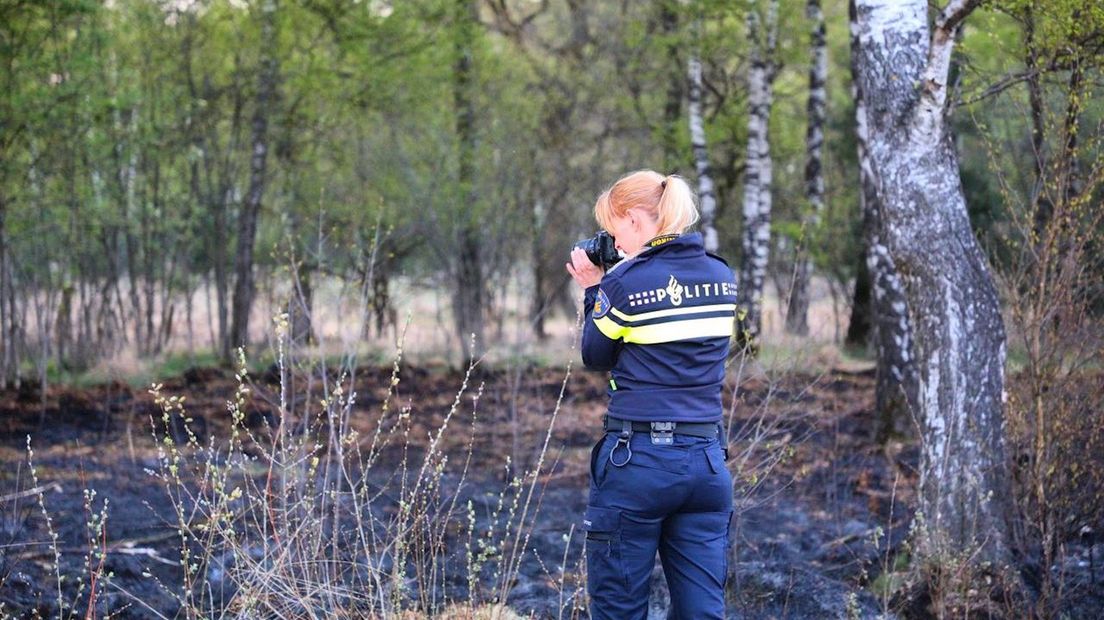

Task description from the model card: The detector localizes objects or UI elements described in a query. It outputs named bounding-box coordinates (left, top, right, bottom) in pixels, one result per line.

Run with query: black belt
left=602, top=415, right=720, bottom=439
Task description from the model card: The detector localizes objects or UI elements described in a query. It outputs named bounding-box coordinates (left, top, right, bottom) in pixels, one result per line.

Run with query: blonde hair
left=594, top=170, right=699, bottom=236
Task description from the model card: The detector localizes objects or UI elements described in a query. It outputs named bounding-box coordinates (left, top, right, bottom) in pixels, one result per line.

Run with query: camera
left=574, top=231, right=621, bottom=269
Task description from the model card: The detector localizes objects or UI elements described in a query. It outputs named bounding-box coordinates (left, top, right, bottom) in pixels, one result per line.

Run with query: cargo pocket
left=583, top=505, right=625, bottom=592
left=583, top=505, right=620, bottom=543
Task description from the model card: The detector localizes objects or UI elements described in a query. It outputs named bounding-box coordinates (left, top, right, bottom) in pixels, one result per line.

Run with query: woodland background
left=0, top=0, right=1102, bottom=618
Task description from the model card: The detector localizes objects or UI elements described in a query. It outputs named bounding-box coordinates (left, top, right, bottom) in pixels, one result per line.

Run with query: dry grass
left=78, top=274, right=859, bottom=382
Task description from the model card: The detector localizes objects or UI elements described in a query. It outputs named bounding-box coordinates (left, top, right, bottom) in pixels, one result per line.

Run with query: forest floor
left=0, top=362, right=1100, bottom=618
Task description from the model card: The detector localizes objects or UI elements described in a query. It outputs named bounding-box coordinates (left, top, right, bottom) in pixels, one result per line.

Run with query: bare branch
left=485, top=0, right=551, bottom=42
left=956, top=69, right=1038, bottom=107
left=955, top=54, right=1088, bottom=107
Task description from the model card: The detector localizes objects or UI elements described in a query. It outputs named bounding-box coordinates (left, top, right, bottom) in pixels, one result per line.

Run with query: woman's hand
left=566, top=248, right=604, bottom=289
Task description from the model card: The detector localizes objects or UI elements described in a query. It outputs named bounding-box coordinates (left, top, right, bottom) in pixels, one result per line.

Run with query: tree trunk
left=688, top=52, right=718, bottom=253
left=288, top=201, right=314, bottom=347
left=659, top=0, right=682, bottom=173
left=1058, top=58, right=1084, bottom=206
left=371, top=267, right=394, bottom=340
left=282, top=135, right=313, bottom=347
left=852, top=0, right=1012, bottom=565
left=142, top=158, right=159, bottom=354
left=230, top=0, right=279, bottom=355
left=738, top=0, right=778, bottom=343
left=186, top=277, right=194, bottom=357
left=218, top=65, right=248, bottom=359
left=866, top=240, right=917, bottom=442
left=56, top=285, right=73, bottom=370
left=452, top=0, right=485, bottom=362
left=115, top=106, right=144, bottom=357
left=213, top=186, right=231, bottom=358
left=844, top=250, right=871, bottom=347
left=785, top=0, right=827, bottom=336
left=530, top=195, right=547, bottom=340
left=847, top=8, right=917, bottom=441
left=1024, top=9, right=1051, bottom=241
left=529, top=195, right=558, bottom=341
left=0, top=196, right=13, bottom=388
left=182, top=14, right=233, bottom=359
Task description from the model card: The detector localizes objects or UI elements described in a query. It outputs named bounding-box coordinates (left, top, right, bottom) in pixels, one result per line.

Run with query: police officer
left=566, top=170, right=736, bottom=619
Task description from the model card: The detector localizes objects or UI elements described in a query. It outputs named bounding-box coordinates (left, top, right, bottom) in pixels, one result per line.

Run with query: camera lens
left=573, top=232, right=620, bottom=269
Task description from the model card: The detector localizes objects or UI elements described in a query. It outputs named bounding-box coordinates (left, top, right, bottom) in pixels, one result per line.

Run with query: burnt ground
left=0, top=363, right=1100, bottom=618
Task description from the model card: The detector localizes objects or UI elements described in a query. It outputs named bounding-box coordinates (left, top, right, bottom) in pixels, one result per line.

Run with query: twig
left=0, top=482, right=62, bottom=503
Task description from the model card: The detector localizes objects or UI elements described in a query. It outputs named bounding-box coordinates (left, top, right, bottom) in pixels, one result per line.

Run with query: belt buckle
left=650, top=422, right=674, bottom=445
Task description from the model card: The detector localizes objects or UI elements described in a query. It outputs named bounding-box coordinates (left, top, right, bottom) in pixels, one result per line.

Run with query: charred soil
left=0, top=365, right=1099, bottom=618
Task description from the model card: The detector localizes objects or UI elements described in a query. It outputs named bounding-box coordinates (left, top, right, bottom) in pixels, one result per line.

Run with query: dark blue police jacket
left=582, top=231, right=737, bottom=423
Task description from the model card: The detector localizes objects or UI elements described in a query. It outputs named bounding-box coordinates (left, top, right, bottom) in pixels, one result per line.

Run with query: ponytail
left=655, top=175, right=699, bottom=235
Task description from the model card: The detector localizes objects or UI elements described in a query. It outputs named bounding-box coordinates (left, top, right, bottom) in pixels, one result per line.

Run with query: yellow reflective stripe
left=609, top=303, right=737, bottom=323
left=622, top=316, right=734, bottom=344
left=593, top=315, right=628, bottom=340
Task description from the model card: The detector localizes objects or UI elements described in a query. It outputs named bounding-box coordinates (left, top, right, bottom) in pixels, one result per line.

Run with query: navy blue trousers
left=584, top=431, right=733, bottom=620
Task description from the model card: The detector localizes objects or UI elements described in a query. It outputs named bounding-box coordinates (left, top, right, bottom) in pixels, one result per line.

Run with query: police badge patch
left=593, top=289, right=612, bottom=318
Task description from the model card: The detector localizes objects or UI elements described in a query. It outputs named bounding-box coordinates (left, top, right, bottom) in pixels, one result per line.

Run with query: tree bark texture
left=848, top=3, right=916, bottom=441
left=865, top=240, right=918, bottom=441
left=688, top=53, right=718, bottom=253
left=738, top=0, right=778, bottom=343
left=785, top=0, right=827, bottom=336
left=230, top=0, right=278, bottom=354
left=452, top=0, right=485, bottom=361
left=852, top=0, right=1012, bottom=564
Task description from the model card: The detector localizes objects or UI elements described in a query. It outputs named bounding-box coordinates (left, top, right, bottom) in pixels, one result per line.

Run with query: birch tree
left=848, top=1, right=916, bottom=441
left=688, top=51, right=718, bottom=253
left=851, top=0, right=1013, bottom=566
left=784, top=0, right=826, bottom=335
left=738, top=0, right=778, bottom=342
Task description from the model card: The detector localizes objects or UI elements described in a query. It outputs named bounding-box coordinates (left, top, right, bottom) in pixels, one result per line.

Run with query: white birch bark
left=784, top=0, right=827, bottom=335
left=852, top=0, right=1012, bottom=564
left=848, top=0, right=916, bottom=440
left=738, top=0, right=778, bottom=342
left=687, top=54, right=718, bottom=252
